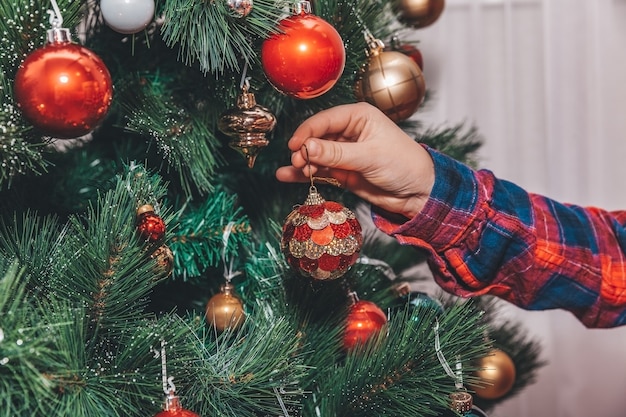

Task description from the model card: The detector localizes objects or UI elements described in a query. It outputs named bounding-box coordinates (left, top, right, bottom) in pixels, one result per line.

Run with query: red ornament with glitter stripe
left=281, top=186, right=362, bottom=280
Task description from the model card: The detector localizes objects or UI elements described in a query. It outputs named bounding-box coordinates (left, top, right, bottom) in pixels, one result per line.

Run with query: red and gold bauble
left=393, top=0, right=445, bottom=29
left=205, top=282, right=246, bottom=332
left=14, top=28, right=113, bottom=139
left=468, top=348, right=516, bottom=400
left=355, top=37, right=425, bottom=123
left=154, top=393, right=200, bottom=417
left=137, top=204, right=166, bottom=242
left=281, top=186, right=362, bottom=280
left=343, top=299, right=387, bottom=351
left=218, top=86, right=276, bottom=168
left=261, top=1, right=345, bottom=99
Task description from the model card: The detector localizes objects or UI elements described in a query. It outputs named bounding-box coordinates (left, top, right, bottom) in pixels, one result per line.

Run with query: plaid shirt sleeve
left=372, top=146, right=626, bottom=328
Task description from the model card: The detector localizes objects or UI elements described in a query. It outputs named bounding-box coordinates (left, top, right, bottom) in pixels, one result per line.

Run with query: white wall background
left=407, top=0, right=626, bottom=416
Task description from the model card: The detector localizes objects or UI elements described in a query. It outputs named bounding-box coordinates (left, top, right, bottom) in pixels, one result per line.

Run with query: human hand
left=275, top=102, right=435, bottom=219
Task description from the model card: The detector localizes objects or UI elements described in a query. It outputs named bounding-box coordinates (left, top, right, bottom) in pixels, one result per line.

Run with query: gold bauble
left=355, top=47, right=425, bottom=123
left=205, top=283, right=246, bottom=332
left=218, top=88, right=276, bottom=168
left=393, top=0, right=445, bottom=29
left=469, top=348, right=517, bottom=400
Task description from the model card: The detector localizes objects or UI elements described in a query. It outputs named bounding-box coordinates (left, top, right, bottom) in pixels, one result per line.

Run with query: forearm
left=373, top=146, right=626, bottom=328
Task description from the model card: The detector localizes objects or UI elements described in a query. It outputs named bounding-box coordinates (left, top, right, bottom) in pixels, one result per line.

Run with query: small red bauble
left=343, top=299, right=387, bottom=351
left=14, top=28, right=113, bottom=139
left=137, top=204, right=166, bottom=242
left=261, top=2, right=345, bottom=99
left=389, top=42, right=424, bottom=71
left=281, top=187, right=362, bottom=280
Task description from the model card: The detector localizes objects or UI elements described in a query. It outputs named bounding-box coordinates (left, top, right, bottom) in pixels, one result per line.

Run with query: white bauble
left=101, top=0, right=155, bottom=34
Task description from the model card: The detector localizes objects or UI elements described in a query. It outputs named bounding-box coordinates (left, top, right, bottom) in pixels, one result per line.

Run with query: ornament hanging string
left=239, top=61, right=251, bottom=92
left=434, top=319, right=464, bottom=390
left=47, top=0, right=63, bottom=28
left=303, top=144, right=342, bottom=189
left=152, top=339, right=176, bottom=395
left=222, top=221, right=242, bottom=283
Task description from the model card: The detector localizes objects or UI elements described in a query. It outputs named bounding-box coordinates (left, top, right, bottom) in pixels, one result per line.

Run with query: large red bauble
left=14, top=30, right=113, bottom=139
left=343, top=300, right=387, bottom=351
left=261, top=13, right=345, bottom=99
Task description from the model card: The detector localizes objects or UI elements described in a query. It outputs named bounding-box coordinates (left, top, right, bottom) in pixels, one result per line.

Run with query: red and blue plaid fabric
left=373, top=146, right=626, bottom=328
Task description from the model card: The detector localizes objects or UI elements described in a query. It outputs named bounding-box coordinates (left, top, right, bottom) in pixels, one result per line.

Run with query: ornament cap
left=137, top=204, right=155, bottom=216
left=293, top=0, right=312, bottom=15
left=304, top=186, right=326, bottom=206
left=164, top=391, right=182, bottom=411
left=220, top=282, right=235, bottom=295
left=449, top=391, right=473, bottom=413
left=236, top=92, right=257, bottom=109
left=364, top=31, right=385, bottom=56
left=46, top=27, right=72, bottom=44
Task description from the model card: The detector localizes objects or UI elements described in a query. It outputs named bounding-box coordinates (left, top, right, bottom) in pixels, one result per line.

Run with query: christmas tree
left=0, top=0, right=544, bottom=415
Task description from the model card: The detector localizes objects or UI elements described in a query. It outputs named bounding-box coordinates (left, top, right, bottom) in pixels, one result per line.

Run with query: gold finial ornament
left=218, top=86, right=277, bottom=168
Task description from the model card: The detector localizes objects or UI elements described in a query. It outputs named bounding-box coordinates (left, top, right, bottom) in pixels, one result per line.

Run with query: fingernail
left=304, top=140, right=319, bottom=157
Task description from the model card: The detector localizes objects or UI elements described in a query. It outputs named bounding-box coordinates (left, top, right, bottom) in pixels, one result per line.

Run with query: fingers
left=293, top=139, right=371, bottom=173
left=287, top=102, right=376, bottom=151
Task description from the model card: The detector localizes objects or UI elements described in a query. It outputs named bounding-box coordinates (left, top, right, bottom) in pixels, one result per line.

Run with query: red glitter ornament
left=281, top=186, right=362, bottom=280
left=261, top=1, right=345, bottom=99
left=343, top=299, right=387, bottom=351
left=13, top=27, right=113, bottom=139
left=137, top=204, right=166, bottom=242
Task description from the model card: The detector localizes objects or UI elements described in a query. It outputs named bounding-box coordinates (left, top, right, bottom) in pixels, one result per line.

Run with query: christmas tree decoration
left=355, top=33, right=426, bottom=123
left=449, top=390, right=474, bottom=414
left=226, top=0, right=253, bottom=17
left=281, top=186, right=362, bottom=280
left=343, top=295, right=387, bottom=351
left=218, top=84, right=277, bottom=168
left=205, top=282, right=246, bottom=332
left=100, top=0, right=156, bottom=34
left=393, top=0, right=445, bottom=29
left=404, top=291, right=444, bottom=316
left=137, top=204, right=166, bottom=242
left=13, top=26, right=113, bottom=139
left=469, top=348, right=516, bottom=400
left=261, top=0, right=345, bottom=99
left=154, top=392, right=201, bottom=417
left=388, top=36, right=424, bottom=71
left=151, top=244, right=174, bottom=278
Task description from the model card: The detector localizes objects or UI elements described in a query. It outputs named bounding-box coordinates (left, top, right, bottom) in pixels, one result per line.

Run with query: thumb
left=303, top=139, right=368, bottom=172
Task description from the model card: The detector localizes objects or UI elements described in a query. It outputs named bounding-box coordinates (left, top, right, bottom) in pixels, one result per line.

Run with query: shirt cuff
left=372, top=145, right=488, bottom=251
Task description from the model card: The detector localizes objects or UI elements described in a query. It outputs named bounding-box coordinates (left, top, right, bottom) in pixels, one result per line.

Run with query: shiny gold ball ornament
left=218, top=86, right=276, bottom=168
left=469, top=348, right=517, bottom=400
left=281, top=186, right=362, bottom=280
left=205, top=283, right=246, bottom=332
left=355, top=35, right=426, bottom=123
left=393, top=0, right=445, bottom=29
